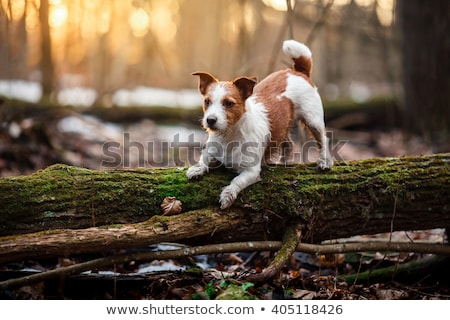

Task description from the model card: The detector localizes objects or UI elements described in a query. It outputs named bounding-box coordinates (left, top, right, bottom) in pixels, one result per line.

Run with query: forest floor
left=0, top=100, right=449, bottom=299
left=2, top=230, right=450, bottom=300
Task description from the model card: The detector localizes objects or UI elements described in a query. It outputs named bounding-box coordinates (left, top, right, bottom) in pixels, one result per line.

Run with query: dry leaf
left=317, top=253, right=345, bottom=268
left=161, top=196, right=182, bottom=215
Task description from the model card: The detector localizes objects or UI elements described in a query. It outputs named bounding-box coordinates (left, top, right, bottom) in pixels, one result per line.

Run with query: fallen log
left=0, top=153, right=449, bottom=263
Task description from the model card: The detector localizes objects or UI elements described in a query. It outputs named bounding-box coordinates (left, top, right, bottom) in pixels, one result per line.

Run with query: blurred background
left=0, top=0, right=448, bottom=176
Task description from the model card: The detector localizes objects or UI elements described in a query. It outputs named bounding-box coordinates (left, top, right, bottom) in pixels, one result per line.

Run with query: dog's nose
left=206, top=116, right=217, bottom=127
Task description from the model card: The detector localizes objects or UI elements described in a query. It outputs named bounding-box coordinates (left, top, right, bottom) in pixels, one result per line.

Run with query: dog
left=187, top=39, right=333, bottom=209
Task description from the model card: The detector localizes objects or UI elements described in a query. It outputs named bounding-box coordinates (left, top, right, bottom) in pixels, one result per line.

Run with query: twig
left=266, top=20, right=288, bottom=75
left=392, top=281, right=450, bottom=299
left=304, top=241, right=450, bottom=256
left=286, top=0, right=296, bottom=39
left=0, top=241, right=279, bottom=291
left=340, top=255, right=449, bottom=285
left=246, top=223, right=303, bottom=283
left=1, top=239, right=449, bottom=291
left=266, top=0, right=297, bottom=74
left=305, top=0, right=334, bottom=46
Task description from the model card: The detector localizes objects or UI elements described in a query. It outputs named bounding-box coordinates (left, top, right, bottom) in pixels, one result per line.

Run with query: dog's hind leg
left=279, top=136, right=294, bottom=164
left=304, top=120, right=333, bottom=170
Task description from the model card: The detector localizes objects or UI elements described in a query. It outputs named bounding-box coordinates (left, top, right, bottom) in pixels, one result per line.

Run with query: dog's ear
left=192, top=72, right=218, bottom=95
left=232, top=76, right=257, bottom=100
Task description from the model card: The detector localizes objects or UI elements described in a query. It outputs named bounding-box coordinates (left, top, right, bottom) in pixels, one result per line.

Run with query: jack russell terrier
left=187, top=40, right=333, bottom=209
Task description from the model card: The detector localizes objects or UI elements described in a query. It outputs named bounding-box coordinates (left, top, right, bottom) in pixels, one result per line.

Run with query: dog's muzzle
left=206, top=116, right=217, bottom=129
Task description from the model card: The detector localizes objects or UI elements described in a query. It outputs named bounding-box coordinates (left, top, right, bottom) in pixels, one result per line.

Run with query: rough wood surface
left=0, top=153, right=449, bottom=263
left=0, top=208, right=253, bottom=264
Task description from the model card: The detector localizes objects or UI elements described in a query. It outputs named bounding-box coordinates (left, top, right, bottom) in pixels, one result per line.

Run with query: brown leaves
left=160, top=196, right=182, bottom=216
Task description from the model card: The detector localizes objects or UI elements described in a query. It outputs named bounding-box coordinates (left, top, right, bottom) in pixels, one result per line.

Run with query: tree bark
left=397, top=0, right=450, bottom=139
left=0, top=153, right=449, bottom=261
left=39, top=0, right=55, bottom=99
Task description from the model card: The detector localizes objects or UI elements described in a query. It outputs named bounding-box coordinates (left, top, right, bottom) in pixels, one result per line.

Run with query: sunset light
left=262, top=0, right=295, bottom=11
left=261, top=0, right=393, bottom=26
left=1, top=0, right=399, bottom=95
left=129, top=8, right=150, bottom=38
left=49, top=2, right=68, bottom=28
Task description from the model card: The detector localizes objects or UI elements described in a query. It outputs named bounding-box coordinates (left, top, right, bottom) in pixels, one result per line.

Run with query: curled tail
left=282, top=40, right=313, bottom=77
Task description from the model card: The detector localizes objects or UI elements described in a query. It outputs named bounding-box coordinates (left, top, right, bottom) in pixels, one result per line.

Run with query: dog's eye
left=223, top=100, right=235, bottom=108
left=204, top=98, right=211, bottom=107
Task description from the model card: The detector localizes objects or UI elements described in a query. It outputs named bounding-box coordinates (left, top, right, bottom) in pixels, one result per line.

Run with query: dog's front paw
left=186, top=164, right=207, bottom=180
left=219, top=185, right=238, bottom=209
left=317, top=157, right=333, bottom=171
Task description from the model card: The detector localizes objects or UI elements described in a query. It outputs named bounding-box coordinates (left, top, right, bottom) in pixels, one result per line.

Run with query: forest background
left=0, top=0, right=449, bottom=300
left=1, top=0, right=448, bottom=175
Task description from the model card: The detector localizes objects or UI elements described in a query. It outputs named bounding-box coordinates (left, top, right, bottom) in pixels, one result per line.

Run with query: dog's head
left=192, top=72, right=257, bottom=132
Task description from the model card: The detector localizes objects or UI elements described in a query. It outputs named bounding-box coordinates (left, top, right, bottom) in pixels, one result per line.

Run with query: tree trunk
left=1, top=153, right=449, bottom=244
left=39, top=0, right=55, bottom=99
left=397, top=0, right=450, bottom=140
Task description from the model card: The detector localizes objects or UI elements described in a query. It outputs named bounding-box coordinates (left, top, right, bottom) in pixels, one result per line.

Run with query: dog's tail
left=282, top=40, right=312, bottom=77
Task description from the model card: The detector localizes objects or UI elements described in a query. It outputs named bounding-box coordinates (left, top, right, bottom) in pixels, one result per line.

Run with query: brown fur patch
left=253, top=69, right=316, bottom=160
left=192, top=72, right=218, bottom=95
left=292, top=56, right=313, bottom=78
left=221, top=82, right=247, bottom=126
left=253, top=70, right=294, bottom=146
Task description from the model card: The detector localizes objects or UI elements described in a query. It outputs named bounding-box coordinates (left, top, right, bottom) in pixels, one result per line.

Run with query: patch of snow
left=0, top=79, right=202, bottom=109
left=57, top=114, right=123, bottom=141
left=0, top=80, right=42, bottom=102
left=112, top=86, right=202, bottom=108
left=349, top=81, right=371, bottom=103
left=8, top=121, right=22, bottom=138
left=137, top=261, right=186, bottom=273
left=57, top=87, right=97, bottom=107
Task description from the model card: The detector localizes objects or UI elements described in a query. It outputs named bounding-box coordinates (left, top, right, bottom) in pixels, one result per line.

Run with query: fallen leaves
left=160, top=196, right=182, bottom=215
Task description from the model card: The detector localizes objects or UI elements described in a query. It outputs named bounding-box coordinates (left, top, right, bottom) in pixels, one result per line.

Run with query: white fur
left=202, top=83, right=229, bottom=131
left=188, top=40, right=333, bottom=209
left=283, top=40, right=312, bottom=59
left=282, top=73, right=333, bottom=169
left=282, top=73, right=323, bottom=123
left=187, top=95, right=270, bottom=209
left=208, top=96, right=270, bottom=170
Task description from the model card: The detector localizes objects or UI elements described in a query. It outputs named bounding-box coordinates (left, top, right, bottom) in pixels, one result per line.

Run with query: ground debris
left=2, top=236, right=450, bottom=300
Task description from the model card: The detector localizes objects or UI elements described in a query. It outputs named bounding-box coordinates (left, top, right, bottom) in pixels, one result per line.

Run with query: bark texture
left=0, top=153, right=449, bottom=262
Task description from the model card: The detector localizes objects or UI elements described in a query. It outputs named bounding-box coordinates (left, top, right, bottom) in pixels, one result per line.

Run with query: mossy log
left=0, top=153, right=449, bottom=261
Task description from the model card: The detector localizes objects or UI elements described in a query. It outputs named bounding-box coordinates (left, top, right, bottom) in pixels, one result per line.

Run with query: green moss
left=1, top=153, right=448, bottom=236
left=184, top=266, right=204, bottom=277
left=215, top=284, right=258, bottom=300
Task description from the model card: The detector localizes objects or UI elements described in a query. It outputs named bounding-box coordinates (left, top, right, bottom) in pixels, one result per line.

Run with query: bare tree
left=397, top=0, right=449, bottom=143
left=0, top=0, right=28, bottom=80
left=0, top=1, right=10, bottom=78
left=39, top=0, right=55, bottom=99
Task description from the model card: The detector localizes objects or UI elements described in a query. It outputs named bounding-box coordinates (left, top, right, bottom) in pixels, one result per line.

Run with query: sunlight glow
left=355, top=0, right=373, bottom=7
left=262, top=0, right=295, bottom=12
left=25, top=4, right=39, bottom=32
left=2, top=0, right=398, bottom=97
left=148, top=2, right=179, bottom=44
left=332, top=0, right=351, bottom=6
left=129, top=8, right=150, bottom=38
left=226, top=1, right=257, bottom=43
left=2, top=0, right=26, bottom=21
left=98, top=11, right=111, bottom=34
left=376, top=0, right=394, bottom=26
left=262, top=0, right=394, bottom=26
left=49, top=3, right=68, bottom=28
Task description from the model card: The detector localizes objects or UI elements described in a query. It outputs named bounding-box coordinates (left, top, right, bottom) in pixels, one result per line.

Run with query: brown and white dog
left=187, top=40, right=333, bottom=209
